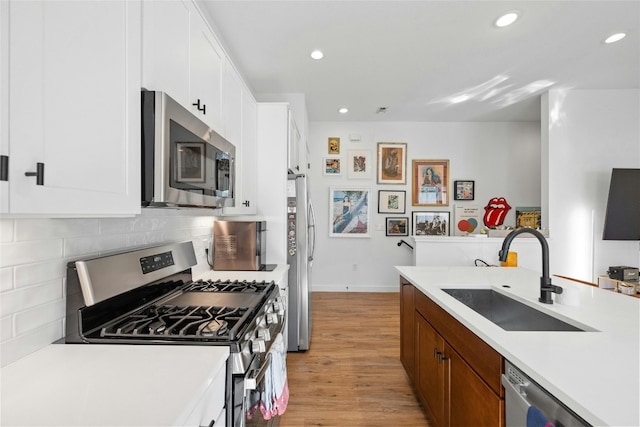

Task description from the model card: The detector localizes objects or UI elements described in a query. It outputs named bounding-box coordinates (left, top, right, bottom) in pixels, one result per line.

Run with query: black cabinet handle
left=242, top=200, right=250, bottom=207
left=25, top=162, right=44, bottom=185
left=0, top=155, right=8, bottom=181
left=192, top=99, right=206, bottom=115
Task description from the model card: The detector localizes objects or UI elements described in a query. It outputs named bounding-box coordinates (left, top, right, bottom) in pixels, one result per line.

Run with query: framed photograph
left=329, top=187, right=371, bottom=237
left=454, top=180, right=475, bottom=200
left=377, top=142, right=407, bottom=184
left=412, top=159, right=449, bottom=206
left=412, top=211, right=450, bottom=236
left=323, top=157, right=342, bottom=176
left=346, top=150, right=373, bottom=179
left=176, top=142, right=205, bottom=182
left=386, top=217, right=409, bottom=236
left=378, top=190, right=406, bottom=214
left=328, top=137, right=340, bottom=154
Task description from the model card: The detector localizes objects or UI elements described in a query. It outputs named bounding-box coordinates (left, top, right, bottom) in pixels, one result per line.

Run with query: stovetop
left=96, top=279, right=276, bottom=341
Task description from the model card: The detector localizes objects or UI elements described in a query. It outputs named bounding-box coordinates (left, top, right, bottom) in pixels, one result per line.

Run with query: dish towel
left=259, top=332, right=289, bottom=420
left=527, top=405, right=555, bottom=427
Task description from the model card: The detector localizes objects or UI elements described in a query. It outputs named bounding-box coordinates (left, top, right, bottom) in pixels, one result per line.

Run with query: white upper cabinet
left=1, top=0, right=141, bottom=216
left=222, top=61, right=243, bottom=147
left=222, top=84, right=257, bottom=216
left=142, top=0, right=224, bottom=134
left=288, top=112, right=301, bottom=174
left=141, top=0, right=190, bottom=107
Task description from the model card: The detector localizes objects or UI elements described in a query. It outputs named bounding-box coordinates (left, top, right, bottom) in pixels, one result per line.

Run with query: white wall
left=308, top=121, right=541, bottom=291
left=544, top=89, right=640, bottom=282
left=0, top=209, right=217, bottom=367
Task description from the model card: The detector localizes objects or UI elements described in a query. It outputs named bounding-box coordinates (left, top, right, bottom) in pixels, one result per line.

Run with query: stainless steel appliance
left=502, top=360, right=589, bottom=426
left=141, top=90, right=236, bottom=209
left=213, top=220, right=267, bottom=271
left=287, top=174, right=316, bottom=351
left=64, top=241, right=286, bottom=427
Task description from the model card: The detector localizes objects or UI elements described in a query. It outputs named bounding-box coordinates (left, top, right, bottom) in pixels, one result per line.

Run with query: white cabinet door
left=222, top=83, right=257, bottom=216
left=141, top=0, right=190, bottom=105
left=189, top=6, right=224, bottom=133
left=5, top=0, right=140, bottom=216
left=288, top=111, right=301, bottom=173
left=222, top=61, right=243, bottom=147
left=0, top=0, right=8, bottom=213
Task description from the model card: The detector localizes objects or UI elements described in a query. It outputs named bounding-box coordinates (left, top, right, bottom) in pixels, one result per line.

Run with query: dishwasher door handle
left=502, top=374, right=532, bottom=413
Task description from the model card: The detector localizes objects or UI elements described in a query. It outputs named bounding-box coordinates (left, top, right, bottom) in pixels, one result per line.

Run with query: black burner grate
left=100, top=304, right=251, bottom=341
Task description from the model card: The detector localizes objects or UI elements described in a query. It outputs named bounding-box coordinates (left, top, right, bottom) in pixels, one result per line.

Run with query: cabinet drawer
left=415, top=291, right=503, bottom=396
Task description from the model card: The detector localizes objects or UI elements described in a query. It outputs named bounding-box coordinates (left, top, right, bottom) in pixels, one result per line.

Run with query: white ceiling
left=199, top=1, right=639, bottom=122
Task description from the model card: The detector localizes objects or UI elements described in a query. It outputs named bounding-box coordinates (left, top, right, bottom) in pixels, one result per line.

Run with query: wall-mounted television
left=602, top=168, right=640, bottom=240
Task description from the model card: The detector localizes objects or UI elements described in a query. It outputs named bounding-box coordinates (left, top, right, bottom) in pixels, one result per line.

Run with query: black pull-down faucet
left=498, top=227, right=563, bottom=304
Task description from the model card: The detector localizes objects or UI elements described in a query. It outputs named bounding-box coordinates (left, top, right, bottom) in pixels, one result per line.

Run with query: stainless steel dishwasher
left=502, top=360, right=590, bottom=427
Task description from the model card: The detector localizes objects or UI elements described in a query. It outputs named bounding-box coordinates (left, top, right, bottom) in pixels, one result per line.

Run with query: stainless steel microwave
left=141, top=90, right=235, bottom=209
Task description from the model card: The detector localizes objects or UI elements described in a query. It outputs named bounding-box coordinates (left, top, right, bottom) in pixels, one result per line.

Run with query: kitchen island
left=397, top=266, right=640, bottom=426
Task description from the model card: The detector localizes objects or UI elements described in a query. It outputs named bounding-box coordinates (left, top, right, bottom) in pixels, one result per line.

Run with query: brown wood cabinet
left=400, top=277, right=504, bottom=427
left=400, top=279, right=415, bottom=378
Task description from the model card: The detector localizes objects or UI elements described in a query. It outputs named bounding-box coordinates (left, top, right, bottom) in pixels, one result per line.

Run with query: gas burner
left=184, top=279, right=272, bottom=293
left=100, top=304, right=251, bottom=341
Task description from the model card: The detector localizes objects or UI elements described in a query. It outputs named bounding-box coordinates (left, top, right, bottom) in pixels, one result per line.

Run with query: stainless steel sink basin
left=442, top=288, right=587, bottom=331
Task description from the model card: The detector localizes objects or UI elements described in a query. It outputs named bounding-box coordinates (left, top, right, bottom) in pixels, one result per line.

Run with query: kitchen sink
left=441, top=288, right=590, bottom=331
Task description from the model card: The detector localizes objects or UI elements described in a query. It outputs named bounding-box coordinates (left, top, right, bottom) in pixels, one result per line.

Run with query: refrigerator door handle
left=308, top=200, right=317, bottom=262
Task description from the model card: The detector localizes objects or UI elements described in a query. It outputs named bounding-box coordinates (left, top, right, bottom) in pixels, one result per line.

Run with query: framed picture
left=328, top=137, right=340, bottom=154
left=454, top=180, right=475, bottom=200
left=386, top=217, right=409, bottom=236
left=329, top=187, right=371, bottom=237
left=346, top=150, right=373, bottom=179
left=412, top=159, right=449, bottom=206
left=412, top=211, right=450, bottom=236
left=377, top=142, right=407, bottom=184
left=378, top=190, right=406, bottom=214
left=176, top=142, right=205, bottom=182
left=323, top=157, right=342, bottom=176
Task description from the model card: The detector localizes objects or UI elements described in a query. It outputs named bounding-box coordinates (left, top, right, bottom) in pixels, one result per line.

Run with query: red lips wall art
left=483, top=197, right=511, bottom=227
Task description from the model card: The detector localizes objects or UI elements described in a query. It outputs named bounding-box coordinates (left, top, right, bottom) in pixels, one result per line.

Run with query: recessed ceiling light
left=495, top=11, right=519, bottom=28
left=310, top=50, right=324, bottom=60
left=604, top=32, right=626, bottom=44
left=338, top=107, right=349, bottom=114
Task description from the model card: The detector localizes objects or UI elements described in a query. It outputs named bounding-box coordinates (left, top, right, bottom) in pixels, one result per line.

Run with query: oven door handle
left=244, top=353, right=272, bottom=391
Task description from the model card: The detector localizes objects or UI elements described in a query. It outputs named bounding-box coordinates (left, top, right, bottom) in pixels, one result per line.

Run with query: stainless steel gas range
left=64, top=241, right=286, bottom=427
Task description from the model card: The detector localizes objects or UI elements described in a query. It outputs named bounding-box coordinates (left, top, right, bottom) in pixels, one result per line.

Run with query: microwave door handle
left=308, top=201, right=317, bottom=262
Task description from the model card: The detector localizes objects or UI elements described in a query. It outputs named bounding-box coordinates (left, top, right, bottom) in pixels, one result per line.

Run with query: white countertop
left=396, top=266, right=640, bottom=427
left=1, top=344, right=229, bottom=426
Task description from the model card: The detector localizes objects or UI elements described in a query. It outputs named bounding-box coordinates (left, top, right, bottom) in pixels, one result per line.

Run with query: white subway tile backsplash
left=63, top=236, right=101, bottom=258
left=14, top=260, right=65, bottom=289
left=1, top=315, right=14, bottom=342
left=14, top=300, right=65, bottom=336
left=1, top=320, right=63, bottom=367
left=0, top=219, right=14, bottom=242
left=15, top=218, right=100, bottom=241
left=0, top=210, right=219, bottom=366
left=1, top=267, right=13, bottom=292
left=0, top=240, right=63, bottom=267
left=0, top=280, right=63, bottom=316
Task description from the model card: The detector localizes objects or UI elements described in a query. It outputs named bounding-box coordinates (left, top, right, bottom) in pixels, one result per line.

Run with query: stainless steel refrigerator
left=287, top=173, right=316, bottom=351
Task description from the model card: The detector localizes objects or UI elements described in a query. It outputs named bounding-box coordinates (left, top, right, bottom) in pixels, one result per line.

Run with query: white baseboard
left=311, top=284, right=399, bottom=292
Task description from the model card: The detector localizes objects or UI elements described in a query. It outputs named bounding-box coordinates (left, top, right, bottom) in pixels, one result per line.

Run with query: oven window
left=169, top=119, right=231, bottom=196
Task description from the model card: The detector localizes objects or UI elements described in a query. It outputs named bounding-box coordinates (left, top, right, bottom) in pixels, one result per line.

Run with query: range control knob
left=257, top=327, right=271, bottom=341
left=251, top=339, right=266, bottom=354
left=272, top=301, right=285, bottom=315
left=265, top=313, right=279, bottom=325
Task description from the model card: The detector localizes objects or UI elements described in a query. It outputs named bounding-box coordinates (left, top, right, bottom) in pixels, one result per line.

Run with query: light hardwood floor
left=280, top=292, right=429, bottom=427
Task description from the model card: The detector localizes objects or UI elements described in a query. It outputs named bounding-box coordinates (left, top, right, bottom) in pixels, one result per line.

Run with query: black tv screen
left=602, top=168, right=640, bottom=240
